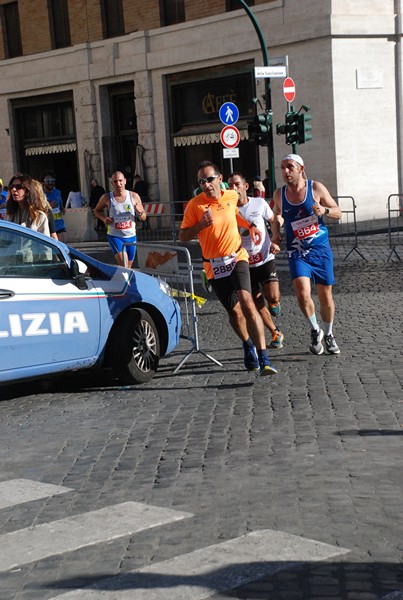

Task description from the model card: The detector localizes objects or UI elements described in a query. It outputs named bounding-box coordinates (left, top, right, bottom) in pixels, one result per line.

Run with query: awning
left=25, top=142, right=77, bottom=156
left=173, top=129, right=249, bottom=147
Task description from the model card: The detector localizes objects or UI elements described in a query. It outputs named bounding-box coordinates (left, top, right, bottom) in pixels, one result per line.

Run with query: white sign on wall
left=356, top=69, right=384, bottom=89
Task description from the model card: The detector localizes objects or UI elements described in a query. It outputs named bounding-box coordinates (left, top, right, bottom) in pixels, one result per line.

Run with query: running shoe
left=269, top=302, right=281, bottom=317
left=324, top=334, right=340, bottom=354
left=244, top=345, right=259, bottom=371
left=259, top=355, right=278, bottom=376
left=309, top=328, right=324, bottom=355
left=269, top=329, right=284, bottom=349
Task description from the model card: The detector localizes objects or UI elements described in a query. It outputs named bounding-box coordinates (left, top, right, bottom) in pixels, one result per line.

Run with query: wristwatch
left=325, top=208, right=330, bottom=215
left=249, top=222, right=257, bottom=229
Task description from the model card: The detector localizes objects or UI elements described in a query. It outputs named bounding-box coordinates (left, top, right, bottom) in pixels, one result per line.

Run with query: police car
left=0, top=220, right=181, bottom=385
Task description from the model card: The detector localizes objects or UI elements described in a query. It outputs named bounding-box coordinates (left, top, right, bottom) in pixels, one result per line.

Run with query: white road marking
left=0, top=501, right=192, bottom=572
left=0, top=479, right=73, bottom=509
left=49, top=529, right=350, bottom=599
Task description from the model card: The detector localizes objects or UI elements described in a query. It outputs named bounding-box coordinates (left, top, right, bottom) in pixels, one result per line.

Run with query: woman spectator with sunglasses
left=6, top=173, right=50, bottom=237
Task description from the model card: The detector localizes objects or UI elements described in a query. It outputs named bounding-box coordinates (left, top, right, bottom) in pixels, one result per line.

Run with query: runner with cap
left=271, top=154, right=342, bottom=355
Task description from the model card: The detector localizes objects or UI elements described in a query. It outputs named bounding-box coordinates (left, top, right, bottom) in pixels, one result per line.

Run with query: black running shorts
left=209, top=260, right=252, bottom=312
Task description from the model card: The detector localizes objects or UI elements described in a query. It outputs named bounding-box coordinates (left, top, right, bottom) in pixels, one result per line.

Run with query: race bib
left=52, top=207, right=61, bottom=220
left=248, top=252, right=263, bottom=266
left=210, top=254, right=237, bottom=280
left=0, top=207, right=6, bottom=220
left=292, top=214, right=319, bottom=239
left=114, top=214, right=132, bottom=230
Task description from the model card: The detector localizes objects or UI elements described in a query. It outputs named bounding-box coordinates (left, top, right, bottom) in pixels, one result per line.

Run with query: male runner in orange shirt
left=179, top=161, right=277, bottom=376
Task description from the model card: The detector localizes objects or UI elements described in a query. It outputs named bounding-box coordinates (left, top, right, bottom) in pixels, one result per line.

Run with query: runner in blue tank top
left=271, top=154, right=342, bottom=355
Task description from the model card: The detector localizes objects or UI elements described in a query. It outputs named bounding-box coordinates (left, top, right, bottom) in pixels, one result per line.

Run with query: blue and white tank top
left=281, top=179, right=330, bottom=258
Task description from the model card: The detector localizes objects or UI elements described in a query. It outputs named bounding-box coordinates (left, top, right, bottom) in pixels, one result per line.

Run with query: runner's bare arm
left=94, top=194, right=112, bottom=226
left=312, top=181, right=342, bottom=219
left=131, top=192, right=147, bottom=221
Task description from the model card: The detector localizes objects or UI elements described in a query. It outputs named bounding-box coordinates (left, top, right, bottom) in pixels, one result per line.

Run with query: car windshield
left=0, top=226, right=69, bottom=279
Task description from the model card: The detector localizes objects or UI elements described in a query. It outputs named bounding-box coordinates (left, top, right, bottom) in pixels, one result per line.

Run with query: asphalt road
left=0, top=236, right=402, bottom=600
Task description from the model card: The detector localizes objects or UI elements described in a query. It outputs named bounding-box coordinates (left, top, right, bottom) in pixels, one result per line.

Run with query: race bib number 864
left=291, top=214, right=319, bottom=239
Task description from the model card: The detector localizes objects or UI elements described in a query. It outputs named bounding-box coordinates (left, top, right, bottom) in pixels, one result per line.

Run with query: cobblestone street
left=0, top=234, right=402, bottom=600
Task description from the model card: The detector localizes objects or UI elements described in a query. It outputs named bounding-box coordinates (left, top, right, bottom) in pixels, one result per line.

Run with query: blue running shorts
left=107, top=234, right=137, bottom=261
left=288, top=246, right=335, bottom=285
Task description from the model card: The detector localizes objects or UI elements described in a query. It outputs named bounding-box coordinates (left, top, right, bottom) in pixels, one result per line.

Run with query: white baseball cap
left=282, top=154, right=304, bottom=166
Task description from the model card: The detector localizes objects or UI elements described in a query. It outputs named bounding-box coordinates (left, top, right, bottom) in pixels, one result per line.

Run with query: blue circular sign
left=219, top=102, right=239, bottom=126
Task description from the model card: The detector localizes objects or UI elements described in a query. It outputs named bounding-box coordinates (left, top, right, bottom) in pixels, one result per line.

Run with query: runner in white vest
left=94, top=171, right=147, bottom=268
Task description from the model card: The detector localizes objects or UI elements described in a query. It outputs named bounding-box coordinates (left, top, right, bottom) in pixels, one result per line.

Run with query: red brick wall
left=124, top=0, right=161, bottom=33
left=0, top=0, right=279, bottom=59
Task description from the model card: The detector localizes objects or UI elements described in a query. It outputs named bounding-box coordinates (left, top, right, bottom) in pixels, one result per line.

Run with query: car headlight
left=158, top=277, right=172, bottom=297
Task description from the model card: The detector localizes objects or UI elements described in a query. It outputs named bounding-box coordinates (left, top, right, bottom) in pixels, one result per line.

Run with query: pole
left=238, top=0, right=276, bottom=196
left=396, top=0, right=403, bottom=200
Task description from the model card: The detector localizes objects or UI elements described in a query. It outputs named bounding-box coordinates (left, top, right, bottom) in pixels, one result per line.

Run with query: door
left=0, top=224, right=101, bottom=381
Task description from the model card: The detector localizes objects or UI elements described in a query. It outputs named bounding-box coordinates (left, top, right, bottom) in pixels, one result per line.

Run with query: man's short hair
left=41, top=170, right=56, bottom=181
left=228, top=171, right=247, bottom=182
left=197, top=161, right=221, bottom=175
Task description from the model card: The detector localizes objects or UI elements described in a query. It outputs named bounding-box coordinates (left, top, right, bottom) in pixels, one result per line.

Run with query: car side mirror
left=71, top=259, right=88, bottom=290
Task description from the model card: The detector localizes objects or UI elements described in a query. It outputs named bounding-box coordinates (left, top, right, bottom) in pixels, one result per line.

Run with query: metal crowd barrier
left=135, top=201, right=178, bottom=244
left=387, top=194, right=403, bottom=261
left=123, top=241, right=222, bottom=374
left=326, top=196, right=367, bottom=261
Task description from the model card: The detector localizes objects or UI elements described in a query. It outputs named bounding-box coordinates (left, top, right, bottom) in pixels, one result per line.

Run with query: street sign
left=283, top=77, right=296, bottom=103
left=220, top=125, right=240, bottom=149
left=219, top=102, right=239, bottom=126
left=223, top=148, right=239, bottom=159
left=269, top=55, right=289, bottom=67
left=254, top=66, right=287, bottom=78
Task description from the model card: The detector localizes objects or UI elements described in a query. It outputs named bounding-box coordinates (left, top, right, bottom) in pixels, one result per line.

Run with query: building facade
left=0, top=0, right=400, bottom=221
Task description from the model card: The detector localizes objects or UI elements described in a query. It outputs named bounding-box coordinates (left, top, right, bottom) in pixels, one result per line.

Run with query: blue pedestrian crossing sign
left=219, top=102, right=239, bottom=126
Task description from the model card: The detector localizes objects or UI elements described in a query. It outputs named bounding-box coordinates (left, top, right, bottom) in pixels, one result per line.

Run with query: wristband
left=249, top=222, right=257, bottom=229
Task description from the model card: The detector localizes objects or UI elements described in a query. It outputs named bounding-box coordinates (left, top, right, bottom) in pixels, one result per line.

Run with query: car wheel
left=110, top=308, right=160, bottom=384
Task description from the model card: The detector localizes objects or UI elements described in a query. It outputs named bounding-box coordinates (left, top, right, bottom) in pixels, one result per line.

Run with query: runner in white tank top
left=94, top=171, right=147, bottom=268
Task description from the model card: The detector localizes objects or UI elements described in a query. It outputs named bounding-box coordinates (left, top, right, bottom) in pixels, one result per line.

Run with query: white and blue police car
left=0, top=220, right=181, bottom=385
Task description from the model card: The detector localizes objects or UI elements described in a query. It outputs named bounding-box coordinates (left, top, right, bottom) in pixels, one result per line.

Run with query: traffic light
left=248, top=111, right=272, bottom=146
left=285, top=111, right=299, bottom=146
left=276, top=107, right=313, bottom=147
left=297, top=112, right=312, bottom=144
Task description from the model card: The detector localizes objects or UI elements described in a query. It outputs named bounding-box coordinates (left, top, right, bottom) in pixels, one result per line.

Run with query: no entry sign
left=283, top=77, right=296, bottom=103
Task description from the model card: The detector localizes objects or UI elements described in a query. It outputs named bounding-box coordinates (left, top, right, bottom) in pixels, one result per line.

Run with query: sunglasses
left=44, top=179, right=56, bottom=184
left=197, top=175, right=218, bottom=186
left=11, top=183, right=25, bottom=191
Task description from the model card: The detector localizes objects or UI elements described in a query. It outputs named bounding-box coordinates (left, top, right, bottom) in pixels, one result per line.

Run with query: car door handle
left=0, top=289, right=15, bottom=299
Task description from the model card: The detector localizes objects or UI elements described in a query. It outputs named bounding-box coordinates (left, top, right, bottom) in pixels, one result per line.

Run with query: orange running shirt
left=181, top=189, right=250, bottom=279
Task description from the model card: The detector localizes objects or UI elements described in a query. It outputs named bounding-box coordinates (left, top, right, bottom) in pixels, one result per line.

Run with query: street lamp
left=238, top=0, right=276, bottom=196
